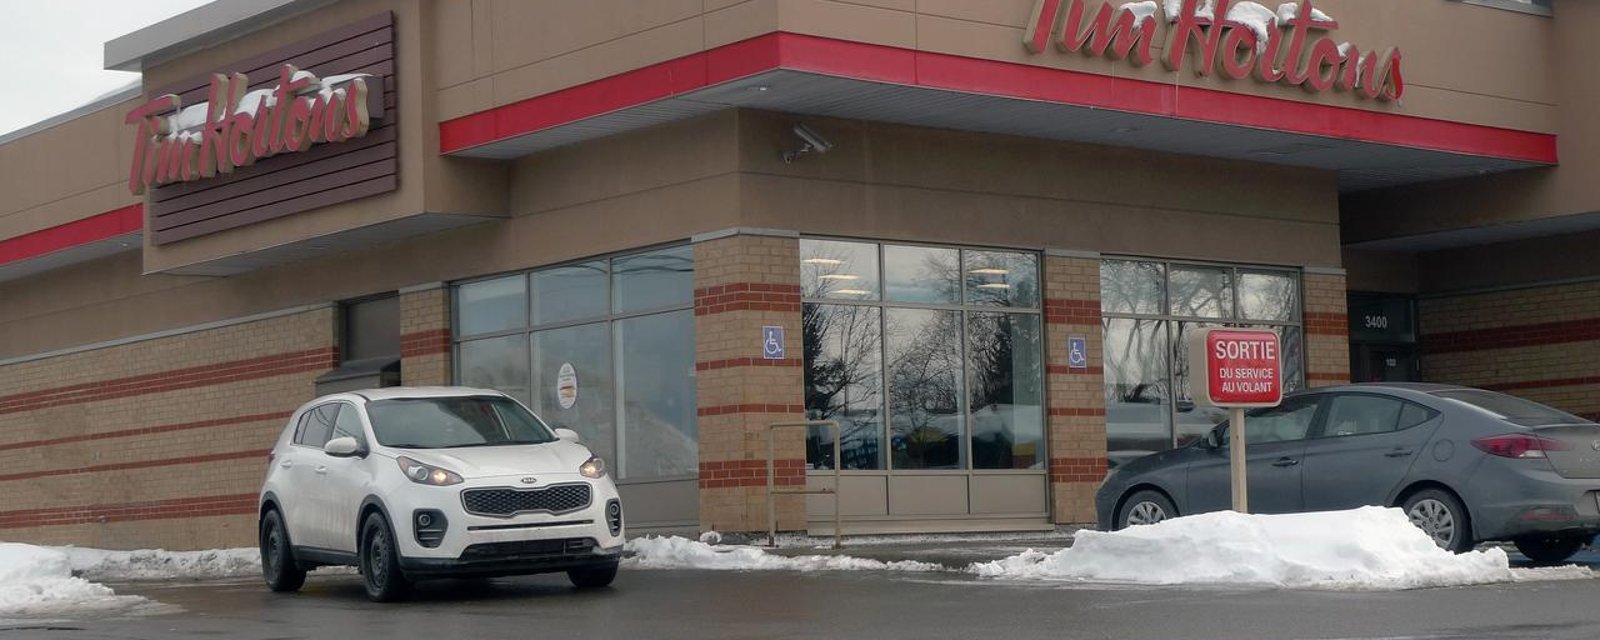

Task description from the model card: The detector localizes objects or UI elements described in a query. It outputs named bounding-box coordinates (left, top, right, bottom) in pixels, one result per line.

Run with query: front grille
left=461, top=483, right=592, bottom=517
left=460, top=537, right=597, bottom=561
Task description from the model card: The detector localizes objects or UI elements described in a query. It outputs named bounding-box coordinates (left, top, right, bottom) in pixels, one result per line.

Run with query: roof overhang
left=441, top=33, right=1555, bottom=193
left=104, top=0, right=337, bottom=72
left=0, top=205, right=142, bottom=283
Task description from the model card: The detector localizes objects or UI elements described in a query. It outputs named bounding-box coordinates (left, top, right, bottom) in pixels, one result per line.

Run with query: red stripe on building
left=1048, top=407, right=1107, bottom=417
left=0, top=411, right=291, bottom=452
left=0, top=449, right=270, bottom=483
left=0, top=493, right=257, bottom=530
left=0, top=204, right=142, bottom=267
left=696, top=357, right=803, bottom=371
left=400, top=329, right=452, bottom=357
left=0, top=347, right=336, bottom=415
left=699, top=458, right=805, bottom=488
left=693, top=282, right=802, bottom=316
left=1422, top=318, right=1600, bottom=354
left=1049, top=456, right=1108, bottom=483
left=1044, top=298, right=1102, bottom=325
left=440, top=32, right=1557, bottom=164
left=697, top=403, right=806, bottom=417
left=1047, top=365, right=1104, bottom=375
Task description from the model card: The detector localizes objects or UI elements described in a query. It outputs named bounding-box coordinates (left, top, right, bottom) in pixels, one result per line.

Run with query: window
left=294, top=404, right=341, bottom=448
left=801, top=239, right=1044, bottom=471
left=1222, top=396, right=1319, bottom=445
left=332, top=404, right=365, bottom=443
left=1323, top=395, right=1405, bottom=437
left=1449, top=0, right=1552, bottom=17
left=366, top=396, right=557, bottom=449
left=341, top=295, right=399, bottom=363
left=1101, top=259, right=1305, bottom=467
left=1432, top=388, right=1582, bottom=426
left=453, top=245, right=695, bottom=480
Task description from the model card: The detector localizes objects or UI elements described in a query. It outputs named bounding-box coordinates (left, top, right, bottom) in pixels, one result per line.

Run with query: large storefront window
left=801, top=239, right=1044, bottom=471
left=453, top=245, right=695, bottom=479
left=1102, top=259, right=1304, bottom=468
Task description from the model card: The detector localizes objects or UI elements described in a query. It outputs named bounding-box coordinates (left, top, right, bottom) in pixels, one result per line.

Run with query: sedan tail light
left=1471, top=433, right=1569, bottom=459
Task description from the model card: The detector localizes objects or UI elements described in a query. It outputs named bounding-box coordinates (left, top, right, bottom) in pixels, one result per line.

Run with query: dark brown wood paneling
left=148, top=12, right=398, bottom=245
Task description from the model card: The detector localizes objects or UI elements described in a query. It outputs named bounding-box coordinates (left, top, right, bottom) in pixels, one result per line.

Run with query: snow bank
left=61, top=547, right=260, bottom=582
left=972, top=507, right=1595, bottom=590
left=625, top=536, right=943, bottom=572
left=0, top=543, right=146, bottom=619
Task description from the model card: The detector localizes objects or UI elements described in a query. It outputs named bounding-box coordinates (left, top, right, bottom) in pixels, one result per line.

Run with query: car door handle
left=1271, top=457, right=1299, bottom=467
left=1384, top=449, right=1415, bottom=458
left=314, top=466, right=328, bottom=475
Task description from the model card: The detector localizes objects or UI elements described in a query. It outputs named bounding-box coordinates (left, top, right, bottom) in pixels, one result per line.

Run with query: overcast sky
left=0, top=0, right=215, bottom=136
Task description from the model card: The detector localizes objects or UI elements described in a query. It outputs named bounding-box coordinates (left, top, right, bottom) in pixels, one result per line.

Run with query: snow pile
left=0, top=543, right=146, bottom=619
left=625, top=536, right=943, bottom=572
left=972, top=507, right=1594, bottom=590
left=61, top=547, right=260, bottom=582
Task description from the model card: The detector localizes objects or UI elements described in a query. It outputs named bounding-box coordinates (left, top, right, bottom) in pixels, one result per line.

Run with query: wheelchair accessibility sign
left=762, top=326, right=785, bottom=360
left=1067, top=335, right=1088, bottom=370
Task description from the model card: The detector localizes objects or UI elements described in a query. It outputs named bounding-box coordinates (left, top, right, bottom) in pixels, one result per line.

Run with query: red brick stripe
left=1483, top=376, right=1600, bottom=392
left=400, top=329, right=452, bottom=357
left=1048, top=407, right=1107, bottom=417
left=0, top=411, right=292, bottom=452
left=1305, top=312, right=1349, bottom=337
left=694, top=283, right=802, bottom=316
left=1047, top=365, right=1104, bottom=375
left=0, top=493, right=257, bottom=530
left=699, top=459, right=805, bottom=488
left=1423, top=318, right=1600, bottom=354
left=697, top=404, right=806, bottom=416
left=0, top=347, right=336, bottom=415
left=1049, top=456, right=1108, bottom=483
left=696, top=357, right=803, bottom=371
left=1045, top=298, right=1101, bottom=325
left=0, top=449, right=270, bottom=483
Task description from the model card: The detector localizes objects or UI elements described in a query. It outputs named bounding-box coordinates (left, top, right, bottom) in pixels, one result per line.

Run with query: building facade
left=0, top=0, right=1587, bottom=549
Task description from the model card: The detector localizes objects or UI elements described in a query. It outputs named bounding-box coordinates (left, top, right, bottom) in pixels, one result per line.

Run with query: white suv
left=258, top=387, right=625, bottom=601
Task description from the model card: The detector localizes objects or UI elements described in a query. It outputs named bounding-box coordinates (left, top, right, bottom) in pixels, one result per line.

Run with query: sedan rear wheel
left=1118, top=490, right=1176, bottom=529
left=1403, top=489, right=1473, bottom=553
left=1513, top=535, right=1586, bottom=565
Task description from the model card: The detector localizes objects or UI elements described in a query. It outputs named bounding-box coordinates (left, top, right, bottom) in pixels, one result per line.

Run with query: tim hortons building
left=0, top=0, right=1587, bottom=548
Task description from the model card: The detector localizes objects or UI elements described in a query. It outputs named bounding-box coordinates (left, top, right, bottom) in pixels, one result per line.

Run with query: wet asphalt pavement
left=7, top=547, right=1600, bottom=640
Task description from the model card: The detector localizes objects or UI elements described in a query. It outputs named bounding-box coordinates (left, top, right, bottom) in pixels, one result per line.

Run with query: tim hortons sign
left=124, top=64, right=373, bottom=195
left=1024, top=0, right=1404, bottom=101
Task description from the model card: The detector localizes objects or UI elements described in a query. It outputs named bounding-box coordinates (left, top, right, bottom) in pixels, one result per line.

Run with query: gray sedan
left=1095, top=383, right=1600, bottom=563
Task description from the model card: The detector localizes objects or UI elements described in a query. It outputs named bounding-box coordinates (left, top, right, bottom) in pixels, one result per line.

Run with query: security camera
left=783, top=122, right=832, bottom=163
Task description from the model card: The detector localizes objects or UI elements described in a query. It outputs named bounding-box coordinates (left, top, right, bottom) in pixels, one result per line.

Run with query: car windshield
left=1431, top=389, right=1589, bottom=427
left=366, top=396, right=557, bottom=448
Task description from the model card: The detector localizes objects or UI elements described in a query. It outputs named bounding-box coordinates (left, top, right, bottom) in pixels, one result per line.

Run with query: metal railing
left=766, top=420, right=841, bottom=549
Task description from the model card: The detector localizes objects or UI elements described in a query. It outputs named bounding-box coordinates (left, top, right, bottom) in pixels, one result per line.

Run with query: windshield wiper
left=384, top=443, right=439, bottom=449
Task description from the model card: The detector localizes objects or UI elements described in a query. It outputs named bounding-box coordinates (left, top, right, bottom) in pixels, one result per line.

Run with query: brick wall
left=400, top=284, right=452, bottom=386
left=1420, top=281, right=1600, bottom=419
left=0, top=308, right=335, bottom=549
left=1304, top=272, right=1352, bottom=387
left=1043, top=254, right=1108, bottom=524
left=692, top=233, right=806, bottom=533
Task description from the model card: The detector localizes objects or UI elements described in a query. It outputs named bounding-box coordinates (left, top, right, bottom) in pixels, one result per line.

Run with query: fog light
left=606, top=499, right=623, bottom=536
left=413, top=509, right=448, bottom=548
left=417, top=513, right=433, bottom=528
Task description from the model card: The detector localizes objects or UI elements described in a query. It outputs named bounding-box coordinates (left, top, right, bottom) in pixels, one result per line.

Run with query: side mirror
left=554, top=428, right=581, bottom=443
left=324, top=436, right=365, bottom=458
left=1203, top=428, right=1223, bottom=450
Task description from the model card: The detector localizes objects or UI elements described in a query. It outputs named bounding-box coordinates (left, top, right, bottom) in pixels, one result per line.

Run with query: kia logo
left=520, top=477, right=538, bottom=485
left=1591, top=440, right=1600, bottom=452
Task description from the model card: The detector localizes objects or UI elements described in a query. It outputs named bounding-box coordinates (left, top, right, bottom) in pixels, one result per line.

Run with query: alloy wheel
left=1127, top=501, right=1168, bottom=526
left=1407, top=498, right=1456, bottom=549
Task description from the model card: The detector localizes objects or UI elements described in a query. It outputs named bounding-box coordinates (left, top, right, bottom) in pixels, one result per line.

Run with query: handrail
left=766, top=420, right=841, bottom=549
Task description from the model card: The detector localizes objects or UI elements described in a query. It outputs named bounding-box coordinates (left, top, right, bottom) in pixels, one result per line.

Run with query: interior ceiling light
left=819, top=274, right=860, bottom=280
left=969, top=268, right=1009, bottom=275
left=977, top=283, right=1011, bottom=289
left=834, top=289, right=872, bottom=296
left=803, top=258, right=843, bottom=265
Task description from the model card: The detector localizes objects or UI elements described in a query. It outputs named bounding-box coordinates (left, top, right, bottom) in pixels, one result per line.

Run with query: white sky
left=0, top=0, right=215, bottom=136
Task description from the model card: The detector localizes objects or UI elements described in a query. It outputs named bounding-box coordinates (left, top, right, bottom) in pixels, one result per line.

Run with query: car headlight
left=579, top=455, right=607, bottom=479
left=396, top=456, right=464, bottom=486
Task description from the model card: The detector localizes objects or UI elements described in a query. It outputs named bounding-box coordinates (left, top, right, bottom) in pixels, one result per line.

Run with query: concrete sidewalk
left=729, top=530, right=1085, bottom=567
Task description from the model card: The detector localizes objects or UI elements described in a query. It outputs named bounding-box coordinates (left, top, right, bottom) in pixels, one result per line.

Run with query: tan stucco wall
left=433, top=0, right=1555, bottom=133
left=0, top=98, right=140, bottom=242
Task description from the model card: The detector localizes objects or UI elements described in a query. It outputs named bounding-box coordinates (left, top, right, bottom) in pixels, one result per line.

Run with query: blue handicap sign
left=762, top=326, right=785, bottom=360
left=1068, top=335, right=1088, bottom=370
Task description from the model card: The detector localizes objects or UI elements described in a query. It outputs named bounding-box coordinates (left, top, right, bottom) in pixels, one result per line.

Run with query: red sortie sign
left=1198, top=329, right=1282, bottom=407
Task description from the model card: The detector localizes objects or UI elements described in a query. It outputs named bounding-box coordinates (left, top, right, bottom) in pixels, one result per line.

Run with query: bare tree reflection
left=803, top=303, right=883, bottom=469
left=887, top=308, right=963, bottom=469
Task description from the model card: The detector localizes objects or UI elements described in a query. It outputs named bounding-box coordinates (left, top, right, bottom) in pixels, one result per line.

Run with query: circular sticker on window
left=556, top=362, right=578, bottom=409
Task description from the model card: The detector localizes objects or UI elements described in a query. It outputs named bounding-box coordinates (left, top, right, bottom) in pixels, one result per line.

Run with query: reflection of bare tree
left=1169, top=266, right=1231, bottom=318
left=1239, top=272, right=1297, bottom=321
left=887, top=309, right=962, bottom=469
left=1101, top=261, right=1164, bottom=314
left=969, top=313, right=1043, bottom=468
left=803, top=303, right=883, bottom=469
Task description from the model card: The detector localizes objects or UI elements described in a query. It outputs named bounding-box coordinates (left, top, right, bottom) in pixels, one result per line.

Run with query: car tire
left=360, top=512, right=413, bottom=602
left=567, top=561, right=619, bottom=588
left=1117, top=490, right=1177, bottom=530
left=1513, top=534, right=1586, bottom=564
left=259, top=509, right=306, bottom=593
left=1402, top=488, right=1474, bottom=553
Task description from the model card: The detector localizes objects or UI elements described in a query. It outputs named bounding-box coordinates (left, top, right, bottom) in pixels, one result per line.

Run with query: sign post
left=1186, top=328, right=1283, bottom=514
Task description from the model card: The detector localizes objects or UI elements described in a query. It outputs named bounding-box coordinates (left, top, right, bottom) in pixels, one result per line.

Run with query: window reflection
left=1172, top=321, right=1227, bottom=447
left=887, top=308, right=964, bottom=469
left=1239, top=271, right=1298, bottom=322
left=618, top=311, right=697, bottom=477
left=801, top=239, right=880, bottom=301
left=614, top=246, right=693, bottom=313
left=1100, top=260, right=1164, bottom=315
left=965, top=251, right=1040, bottom=308
left=531, top=261, right=609, bottom=326
left=457, top=275, right=526, bottom=337
left=531, top=323, right=615, bottom=464
left=1103, top=318, right=1171, bottom=468
left=1168, top=265, right=1234, bottom=318
left=803, top=304, right=884, bottom=470
left=884, top=245, right=959, bottom=304
left=968, top=313, right=1044, bottom=469
left=458, top=334, right=531, bottom=406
